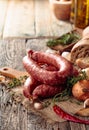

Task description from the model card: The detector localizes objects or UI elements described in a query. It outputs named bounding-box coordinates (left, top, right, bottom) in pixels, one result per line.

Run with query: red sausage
left=30, top=50, right=74, bottom=77
left=38, top=63, right=58, bottom=71
left=32, top=84, right=63, bottom=99
left=23, top=55, right=64, bottom=85
left=29, top=50, right=72, bottom=77
left=23, top=51, right=73, bottom=85
left=23, top=76, right=40, bottom=99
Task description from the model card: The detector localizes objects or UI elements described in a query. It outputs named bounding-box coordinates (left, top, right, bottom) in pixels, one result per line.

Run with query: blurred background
left=0, top=0, right=72, bottom=39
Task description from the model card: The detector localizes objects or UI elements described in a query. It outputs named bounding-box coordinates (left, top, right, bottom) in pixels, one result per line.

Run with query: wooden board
left=3, top=0, right=35, bottom=39
left=49, top=4, right=73, bottom=37
left=0, top=0, right=8, bottom=39
left=35, top=0, right=52, bottom=36
left=0, top=39, right=89, bottom=130
left=2, top=0, right=73, bottom=39
left=0, top=67, right=29, bottom=78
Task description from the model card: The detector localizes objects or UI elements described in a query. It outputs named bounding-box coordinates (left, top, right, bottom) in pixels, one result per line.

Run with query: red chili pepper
left=53, top=104, right=89, bottom=124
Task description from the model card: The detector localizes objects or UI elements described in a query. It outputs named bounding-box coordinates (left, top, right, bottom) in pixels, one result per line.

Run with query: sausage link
left=23, top=56, right=65, bottom=85
left=32, top=84, right=63, bottom=99
left=23, top=76, right=40, bottom=99
left=39, top=63, right=58, bottom=71
left=23, top=51, right=73, bottom=85
left=29, top=50, right=73, bottom=76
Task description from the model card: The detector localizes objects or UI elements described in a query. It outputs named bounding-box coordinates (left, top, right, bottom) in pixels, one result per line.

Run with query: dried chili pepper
left=53, top=104, right=89, bottom=124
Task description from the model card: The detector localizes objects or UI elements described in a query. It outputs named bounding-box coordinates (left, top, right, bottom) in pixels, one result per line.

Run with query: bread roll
left=71, top=38, right=89, bottom=63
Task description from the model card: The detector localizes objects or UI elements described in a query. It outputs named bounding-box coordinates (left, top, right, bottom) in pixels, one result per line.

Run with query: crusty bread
left=75, top=57, right=89, bottom=69
left=71, top=38, right=89, bottom=63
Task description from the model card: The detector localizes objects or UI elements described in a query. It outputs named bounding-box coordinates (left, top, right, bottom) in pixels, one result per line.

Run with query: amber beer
left=71, top=0, right=89, bottom=29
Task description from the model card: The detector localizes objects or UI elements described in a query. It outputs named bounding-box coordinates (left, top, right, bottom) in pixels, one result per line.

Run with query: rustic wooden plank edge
left=3, top=36, right=60, bottom=40
left=0, top=0, right=9, bottom=39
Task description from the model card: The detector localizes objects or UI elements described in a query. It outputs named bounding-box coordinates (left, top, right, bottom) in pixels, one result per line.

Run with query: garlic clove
left=61, top=51, right=71, bottom=61
left=33, top=102, right=43, bottom=110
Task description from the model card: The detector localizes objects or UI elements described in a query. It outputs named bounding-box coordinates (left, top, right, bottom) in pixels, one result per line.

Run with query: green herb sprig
left=53, top=71, right=87, bottom=103
left=66, top=71, right=87, bottom=88
left=7, top=75, right=28, bottom=88
left=47, top=32, right=80, bottom=47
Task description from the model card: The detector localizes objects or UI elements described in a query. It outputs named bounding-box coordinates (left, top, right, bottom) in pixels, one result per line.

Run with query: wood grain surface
left=0, top=0, right=8, bottom=38
left=0, top=39, right=89, bottom=130
left=0, top=0, right=73, bottom=39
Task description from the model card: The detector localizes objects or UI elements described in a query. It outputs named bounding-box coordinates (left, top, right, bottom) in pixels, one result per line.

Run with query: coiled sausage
left=23, top=76, right=40, bottom=99
left=32, top=84, right=63, bottom=99
left=23, top=50, right=73, bottom=85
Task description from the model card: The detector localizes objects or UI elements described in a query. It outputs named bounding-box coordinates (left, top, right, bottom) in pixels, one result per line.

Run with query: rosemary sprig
left=47, top=32, right=80, bottom=47
left=53, top=89, right=70, bottom=104
left=7, top=75, right=28, bottom=88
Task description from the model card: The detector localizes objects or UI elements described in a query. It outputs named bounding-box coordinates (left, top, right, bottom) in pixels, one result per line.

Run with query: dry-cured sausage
left=32, top=84, right=63, bottom=99
left=23, top=76, right=40, bottom=99
left=29, top=50, right=72, bottom=76
left=38, top=63, right=58, bottom=71
left=23, top=55, right=65, bottom=85
left=23, top=76, right=35, bottom=98
left=23, top=50, right=73, bottom=85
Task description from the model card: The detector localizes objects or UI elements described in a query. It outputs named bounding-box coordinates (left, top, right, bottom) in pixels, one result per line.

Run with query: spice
left=53, top=104, right=89, bottom=124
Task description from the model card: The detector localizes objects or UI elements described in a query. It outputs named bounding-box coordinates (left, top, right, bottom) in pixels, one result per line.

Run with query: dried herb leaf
left=47, top=32, right=80, bottom=47
left=7, top=75, right=28, bottom=88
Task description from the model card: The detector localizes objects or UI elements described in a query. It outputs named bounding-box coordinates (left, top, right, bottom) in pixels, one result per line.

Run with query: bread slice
left=71, top=39, right=89, bottom=63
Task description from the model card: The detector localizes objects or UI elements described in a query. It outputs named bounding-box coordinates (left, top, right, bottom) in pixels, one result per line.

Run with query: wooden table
left=0, top=39, right=89, bottom=130
left=0, top=0, right=88, bottom=129
left=0, top=0, right=73, bottom=39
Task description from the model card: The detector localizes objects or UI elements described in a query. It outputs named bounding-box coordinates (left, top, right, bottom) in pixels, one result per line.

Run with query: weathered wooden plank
left=35, top=0, right=52, bottom=37
left=69, top=122, right=86, bottom=130
left=0, top=39, right=28, bottom=130
left=2, top=0, right=73, bottom=39
left=26, top=39, right=48, bottom=52
left=35, top=0, right=73, bottom=37
left=58, top=122, right=71, bottom=130
left=49, top=6, right=73, bottom=36
left=0, top=0, right=8, bottom=39
left=50, top=17, right=73, bottom=36
left=0, top=39, right=26, bottom=70
left=3, top=0, right=35, bottom=39
left=1, top=92, right=28, bottom=130
left=0, top=84, right=2, bottom=129
left=49, top=0, right=73, bottom=36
